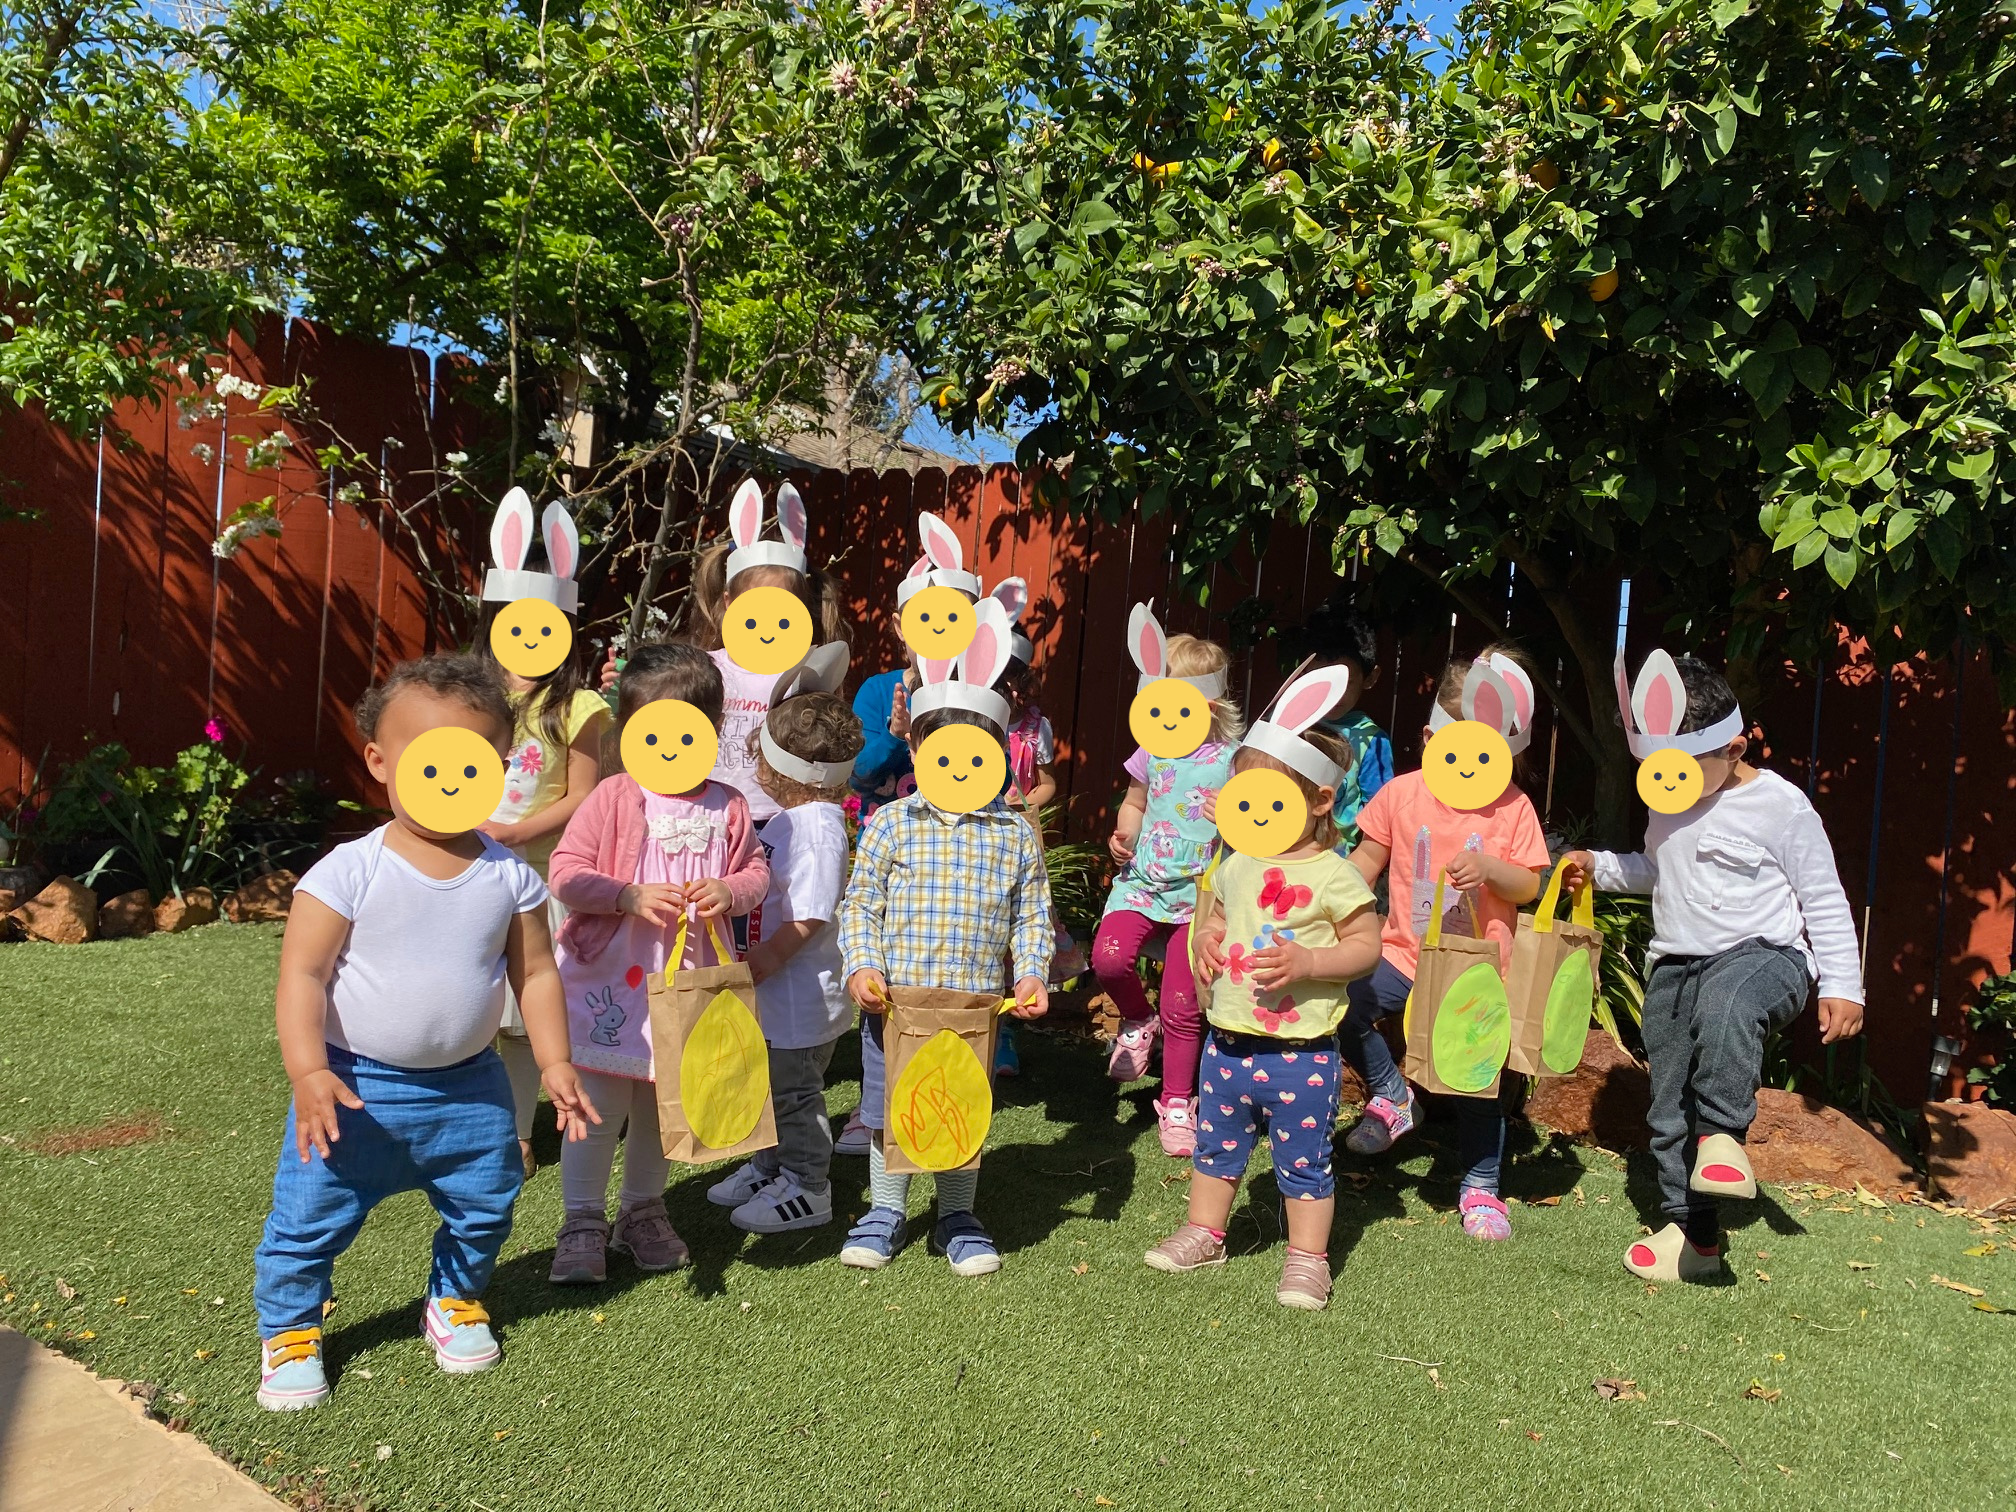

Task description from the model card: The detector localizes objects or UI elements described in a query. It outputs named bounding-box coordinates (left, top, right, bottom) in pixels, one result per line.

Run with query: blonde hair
left=1433, top=641, right=1540, bottom=786
left=1166, top=633, right=1244, bottom=743
left=686, top=543, right=853, bottom=652
left=1231, top=729, right=1353, bottom=850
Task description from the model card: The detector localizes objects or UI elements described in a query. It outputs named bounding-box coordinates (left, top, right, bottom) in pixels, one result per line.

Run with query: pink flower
left=204, top=717, right=228, bottom=744
left=1223, top=942, right=1254, bottom=984
left=516, top=743, right=545, bottom=778
left=842, top=792, right=863, bottom=820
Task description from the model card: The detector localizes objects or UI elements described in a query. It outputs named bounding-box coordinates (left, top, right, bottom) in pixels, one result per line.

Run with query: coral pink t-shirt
left=1355, top=769, right=1550, bottom=978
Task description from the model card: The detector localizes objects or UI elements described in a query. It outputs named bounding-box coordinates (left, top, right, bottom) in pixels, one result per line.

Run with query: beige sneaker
left=1689, top=1133, right=1757, bottom=1198
left=1624, top=1222, right=1724, bottom=1283
left=612, top=1198, right=690, bottom=1272
left=1144, top=1223, right=1227, bottom=1273
left=1277, top=1249, right=1332, bottom=1311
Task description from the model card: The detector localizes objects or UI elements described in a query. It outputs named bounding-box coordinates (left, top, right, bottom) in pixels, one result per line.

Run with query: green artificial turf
left=2, top=926, right=2013, bottom=1511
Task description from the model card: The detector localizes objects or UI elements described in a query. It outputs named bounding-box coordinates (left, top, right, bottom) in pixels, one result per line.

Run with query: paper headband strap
left=1426, top=654, right=1536, bottom=754
left=906, top=679, right=1011, bottom=731
left=895, top=567, right=984, bottom=605
left=758, top=722, right=855, bottom=787
left=1138, top=666, right=1229, bottom=701
left=1241, top=719, right=1346, bottom=790
left=1616, top=649, right=1747, bottom=758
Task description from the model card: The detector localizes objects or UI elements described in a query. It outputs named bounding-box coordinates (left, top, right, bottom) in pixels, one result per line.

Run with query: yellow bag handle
left=669, top=912, right=740, bottom=973
left=1425, top=877, right=1445, bottom=948
left=1532, top=857, right=1595, bottom=935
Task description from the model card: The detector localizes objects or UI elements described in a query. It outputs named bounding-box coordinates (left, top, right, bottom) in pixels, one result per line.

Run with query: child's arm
left=840, top=813, right=894, bottom=1011
left=484, top=712, right=609, bottom=849
left=749, top=919, right=822, bottom=983
left=1008, top=823, right=1056, bottom=1018
left=1780, top=805, right=1866, bottom=1043
left=1348, top=837, right=1389, bottom=891
left=1443, top=851, right=1543, bottom=904
left=275, top=893, right=363, bottom=1163
left=1560, top=848, right=1655, bottom=896
left=688, top=797, right=770, bottom=921
left=850, top=676, right=911, bottom=793
left=506, top=906, right=601, bottom=1140
left=1191, top=895, right=1228, bottom=986
left=549, top=782, right=686, bottom=924
left=1022, top=758, right=1059, bottom=813
left=1251, top=903, right=1382, bottom=993
left=1109, top=780, right=1147, bottom=864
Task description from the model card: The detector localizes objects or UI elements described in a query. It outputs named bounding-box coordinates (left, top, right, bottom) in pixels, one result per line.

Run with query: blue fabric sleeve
left=850, top=669, right=912, bottom=794
left=1359, top=728, right=1394, bottom=800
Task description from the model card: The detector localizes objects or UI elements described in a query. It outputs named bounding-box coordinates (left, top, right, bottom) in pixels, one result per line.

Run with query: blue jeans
left=1340, top=960, right=1505, bottom=1195
left=253, top=1045, right=522, bottom=1335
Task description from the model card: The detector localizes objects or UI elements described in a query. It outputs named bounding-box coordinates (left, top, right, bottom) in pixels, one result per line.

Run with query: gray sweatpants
left=751, top=1038, right=840, bottom=1194
left=1640, top=938, right=1810, bottom=1221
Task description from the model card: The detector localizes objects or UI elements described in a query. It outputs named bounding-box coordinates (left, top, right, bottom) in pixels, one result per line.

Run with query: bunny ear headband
left=1427, top=654, right=1538, bottom=755
left=908, top=597, right=1012, bottom=730
left=1127, top=603, right=1229, bottom=700
left=725, top=478, right=808, bottom=579
left=1617, top=649, right=1745, bottom=758
left=761, top=643, right=856, bottom=786
left=1241, top=662, right=1355, bottom=789
left=990, top=577, right=1033, bottom=662
left=895, top=511, right=984, bottom=605
left=483, top=487, right=581, bottom=613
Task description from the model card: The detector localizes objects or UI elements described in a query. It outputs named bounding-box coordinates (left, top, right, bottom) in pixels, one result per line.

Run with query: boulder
left=8, top=876, right=98, bottom=945
left=1524, top=1028, right=1652, bottom=1149
left=153, top=888, right=218, bottom=934
left=1923, top=1101, right=2016, bottom=1212
left=1747, top=1088, right=1918, bottom=1197
left=98, top=889, right=157, bottom=940
left=223, top=870, right=297, bottom=924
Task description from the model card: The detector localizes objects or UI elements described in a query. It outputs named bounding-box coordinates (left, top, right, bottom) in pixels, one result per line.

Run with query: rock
left=153, top=888, right=219, bottom=934
left=0, top=864, right=40, bottom=899
left=223, top=870, right=297, bottom=924
left=98, top=889, right=157, bottom=940
left=1923, top=1101, right=2016, bottom=1212
left=1747, top=1088, right=1917, bottom=1198
left=0, top=889, right=19, bottom=918
left=8, top=876, right=99, bottom=945
left=1524, top=1028, right=1652, bottom=1149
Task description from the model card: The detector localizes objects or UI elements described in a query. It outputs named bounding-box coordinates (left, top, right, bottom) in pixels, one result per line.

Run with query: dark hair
left=617, top=642, right=724, bottom=728
left=687, top=545, right=853, bottom=651
left=1673, top=655, right=1741, bottom=737
left=911, top=704, right=1005, bottom=746
left=749, top=691, right=865, bottom=806
left=478, top=597, right=590, bottom=754
left=1292, top=600, right=1380, bottom=679
left=353, top=654, right=512, bottom=743
left=1230, top=729, right=1354, bottom=850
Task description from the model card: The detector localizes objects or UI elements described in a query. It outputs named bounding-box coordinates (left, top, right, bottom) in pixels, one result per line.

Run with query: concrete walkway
left=0, top=1327, right=282, bottom=1511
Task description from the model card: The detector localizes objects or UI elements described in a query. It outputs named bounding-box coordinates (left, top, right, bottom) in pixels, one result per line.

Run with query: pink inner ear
left=1471, top=683, right=1505, bottom=732
left=1277, top=682, right=1331, bottom=729
left=1135, top=623, right=1162, bottom=675
left=734, top=492, right=761, bottom=546
left=968, top=624, right=1000, bottom=681
left=920, top=656, right=956, bottom=683
left=1644, top=678, right=1678, bottom=736
left=546, top=527, right=574, bottom=580
left=500, top=514, right=524, bottom=571
left=778, top=490, right=806, bottom=547
left=906, top=557, right=930, bottom=580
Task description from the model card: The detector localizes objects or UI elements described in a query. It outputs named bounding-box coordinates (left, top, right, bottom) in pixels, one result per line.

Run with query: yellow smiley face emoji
left=1421, top=720, right=1513, bottom=811
left=1637, top=749, right=1705, bottom=814
left=1216, top=767, right=1309, bottom=858
left=488, top=597, right=573, bottom=679
left=915, top=724, right=1006, bottom=812
left=1130, top=677, right=1212, bottom=759
left=900, top=585, right=977, bottom=661
left=393, top=726, right=507, bottom=835
left=620, top=700, right=721, bottom=795
left=722, top=586, right=812, bottom=676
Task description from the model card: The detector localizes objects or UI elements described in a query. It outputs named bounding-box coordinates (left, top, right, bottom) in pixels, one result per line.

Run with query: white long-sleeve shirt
left=1591, top=769, right=1864, bottom=1004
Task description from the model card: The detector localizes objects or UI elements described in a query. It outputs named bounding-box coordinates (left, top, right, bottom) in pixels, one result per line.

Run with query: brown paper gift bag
left=882, top=986, right=1007, bottom=1176
left=1505, top=858, right=1604, bottom=1078
left=650, top=915, right=778, bottom=1165
left=1401, top=878, right=1512, bottom=1100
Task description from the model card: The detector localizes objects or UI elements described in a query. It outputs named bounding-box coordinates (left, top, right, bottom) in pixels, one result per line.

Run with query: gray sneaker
left=549, top=1212, right=610, bottom=1285
left=612, top=1198, right=689, bottom=1272
left=1344, top=1091, right=1418, bottom=1155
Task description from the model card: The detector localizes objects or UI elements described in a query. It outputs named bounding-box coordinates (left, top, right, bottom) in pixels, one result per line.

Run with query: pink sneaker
left=1459, top=1189, right=1512, bottom=1241
left=1344, top=1091, right=1418, bottom=1155
left=1107, top=1017, right=1159, bottom=1082
left=1153, top=1096, right=1197, bottom=1157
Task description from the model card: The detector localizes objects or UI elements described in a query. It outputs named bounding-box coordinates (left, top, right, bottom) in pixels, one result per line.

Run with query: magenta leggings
left=1092, top=910, right=1204, bottom=1101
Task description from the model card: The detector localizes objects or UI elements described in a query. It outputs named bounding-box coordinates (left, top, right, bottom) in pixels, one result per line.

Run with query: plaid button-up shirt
left=839, top=794, right=1054, bottom=994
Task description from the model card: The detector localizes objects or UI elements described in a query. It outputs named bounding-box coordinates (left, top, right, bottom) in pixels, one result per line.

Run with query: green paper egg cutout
left=1431, top=961, right=1511, bottom=1093
left=1542, top=949, right=1596, bottom=1074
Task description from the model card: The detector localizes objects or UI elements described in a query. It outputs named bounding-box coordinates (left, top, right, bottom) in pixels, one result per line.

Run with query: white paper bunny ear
left=895, top=514, right=984, bottom=605
left=1127, top=601, right=1229, bottom=699
left=909, top=598, right=1013, bottom=730
left=729, top=479, right=764, bottom=550
left=1486, top=654, right=1535, bottom=738
left=1240, top=663, right=1352, bottom=789
left=918, top=511, right=964, bottom=572
left=990, top=576, right=1028, bottom=625
left=760, top=641, right=857, bottom=786
left=775, top=481, right=807, bottom=550
left=1460, top=659, right=1515, bottom=733
left=1619, top=649, right=1747, bottom=757
left=725, top=477, right=809, bottom=579
left=483, top=487, right=580, bottom=611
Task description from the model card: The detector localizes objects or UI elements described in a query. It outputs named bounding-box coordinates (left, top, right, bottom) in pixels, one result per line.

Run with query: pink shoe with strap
left=1153, top=1096, right=1197, bottom=1158
left=1459, top=1189, right=1512, bottom=1241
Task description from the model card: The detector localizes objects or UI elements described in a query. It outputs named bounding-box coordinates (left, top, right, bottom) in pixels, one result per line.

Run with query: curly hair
left=353, top=654, right=512, bottom=745
left=748, top=691, right=866, bottom=807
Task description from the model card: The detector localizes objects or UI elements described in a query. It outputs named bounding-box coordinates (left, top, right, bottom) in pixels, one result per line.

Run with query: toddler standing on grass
left=253, top=655, right=598, bottom=1412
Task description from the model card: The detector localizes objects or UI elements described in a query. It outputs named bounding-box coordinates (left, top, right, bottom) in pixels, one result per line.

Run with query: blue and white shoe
left=838, top=1206, right=908, bottom=1270
left=931, top=1210, right=1002, bottom=1277
left=707, top=1159, right=778, bottom=1208
left=994, top=1023, right=1021, bottom=1079
left=256, top=1326, right=330, bottom=1411
left=422, top=1296, right=502, bottom=1374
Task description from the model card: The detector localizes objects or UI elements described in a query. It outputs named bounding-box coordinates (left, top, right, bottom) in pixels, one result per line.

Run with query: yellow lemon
left=890, top=1027, right=992, bottom=1170
left=488, top=597, right=573, bottom=679
left=680, top=989, right=770, bottom=1150
left=1588, top=269, right=1620, bottom=302
left=1529, top=157, right=1560, bottom=190
left=1262, top=137, right=1285, bottom=169
left=393, top=726, right=506, bottom=836
left=1420, top=719, right=1513, bottom=810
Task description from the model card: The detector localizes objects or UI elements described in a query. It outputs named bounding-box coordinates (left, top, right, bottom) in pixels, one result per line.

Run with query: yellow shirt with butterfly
left=1206, top=850, right=1377, bottom=1037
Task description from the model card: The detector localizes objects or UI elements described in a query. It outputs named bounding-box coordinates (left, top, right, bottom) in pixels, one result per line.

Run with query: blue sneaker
left=838, top=1206, right=908, bottom=1270
left=422, top=1296, right=501, bottom=1374
left=931, top=1210, right=1002, bottom=1277
left=994, top=1023, right=1021, bottom=1079
left=256, top=1326, right=330, bottom=1411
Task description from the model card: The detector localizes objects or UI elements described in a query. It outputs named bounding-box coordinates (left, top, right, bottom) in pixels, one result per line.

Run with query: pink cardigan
left=549, top=774, right=768, bottom=966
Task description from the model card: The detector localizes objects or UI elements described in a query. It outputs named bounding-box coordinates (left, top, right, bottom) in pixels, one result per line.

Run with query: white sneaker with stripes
left=729, top=1171, right=833, bottom=1234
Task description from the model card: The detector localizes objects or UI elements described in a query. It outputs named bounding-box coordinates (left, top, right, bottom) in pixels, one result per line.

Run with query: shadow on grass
left=1619, top=1146, right=1811, bottom=1242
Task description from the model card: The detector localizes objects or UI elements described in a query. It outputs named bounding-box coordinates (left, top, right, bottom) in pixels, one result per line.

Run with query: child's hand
left=478, top=820, right=525, bottom=849
left=290, top=1068, right=364, bottom=1163
left=1558, top=850, right=1596, bottom=896
left=1817, top=997, right=1865, bottom=1044
left=1444, top=852, right=1488, bottom=892
left=1201, top=789, right=1218, bottom=823
left=540, top=1062, right=603, bottom=1142
left=688, top=879, right=732, bottom=919
left=1108, top=827, right=1139, bottom=864
left=889, top=684, right=910, bottom=739
left=619, top=882, right=686, bottom=926
left=1193, top=929, right=1227, bottom=986
left=1251, top=939, right=1315, bottom=993
left=599, top=646, right=621, bottom=693
left=1010, top=975, right=1048, bottom=1019
left=848, top=968, right=891, bottom=1012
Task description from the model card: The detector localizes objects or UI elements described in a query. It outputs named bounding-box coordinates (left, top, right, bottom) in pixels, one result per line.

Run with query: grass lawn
left=2, top=926, right=2013, bottom=1511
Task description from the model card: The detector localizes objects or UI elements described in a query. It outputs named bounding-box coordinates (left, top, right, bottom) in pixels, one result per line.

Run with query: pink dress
left=559, top=783, right=744, bottom=1082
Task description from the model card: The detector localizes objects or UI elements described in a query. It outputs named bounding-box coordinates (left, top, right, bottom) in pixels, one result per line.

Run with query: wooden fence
left=1, top=319, right=2011, bottom=1109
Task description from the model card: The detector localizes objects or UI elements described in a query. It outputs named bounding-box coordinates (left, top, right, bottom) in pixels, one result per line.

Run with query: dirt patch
left=24, top=1111, right=170, bottom=1156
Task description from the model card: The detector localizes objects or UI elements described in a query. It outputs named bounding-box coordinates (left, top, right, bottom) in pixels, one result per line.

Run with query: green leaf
left=1788, top=346, right=1831, bottom=393
left=1849, top=146, right=1891, bottom=210
left=1792, top=530, right=1829, bottom=569
left=1823, top=543, right=1858, bottom=588
left=1069, top=201, right=1122, bottom=237
left=1884, top=509, right=1920, bottom=551
left=1713, top=107, right=1738, bottom=159
left=1732, top=273, right=1775, bottom=317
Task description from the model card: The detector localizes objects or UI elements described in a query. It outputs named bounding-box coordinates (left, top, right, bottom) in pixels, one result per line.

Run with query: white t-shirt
left=297, top=827, right=550, bottom=1068
left=1591, top=769, right=1863, bottom=1003
left=748, top=803, right=851, bottom=1049
left=711, top=648, right=779, bottom=823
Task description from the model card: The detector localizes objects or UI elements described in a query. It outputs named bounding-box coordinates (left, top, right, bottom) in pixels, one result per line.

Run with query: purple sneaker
left=1344, top=1090, right=1418, bottom=1155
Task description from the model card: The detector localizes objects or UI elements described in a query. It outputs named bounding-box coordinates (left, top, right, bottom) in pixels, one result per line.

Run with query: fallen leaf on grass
left=1593, top=1378, right=1645, bottom=1402
left=1744, top=1380, right=1782, bottom=1404
left=1970, top=1299, right=2016, bottom=1316
left=113, top=1296, right=127, bottom=1307
left=1962, top=1242, right=1999, bottom=1258
left=1095, top=1498, right=1117, bottom=1507
left=75, top=1330, right=96, bottom=1340
left=1755, top=1271, right=1772, bottom=1283
left=194, top=1349, right=214, bottom=1361
left=1930, top=1275, right=1985, bottom=1297
left=375, top=1445, right=393, bottom=1462
left=493, top=1430, right=511, bottom=1441
left=182, top=1289, right=198, bottom=1296
left=54, top=1278, right=76, bottom=1300
left=1526, top=1431, right=1544, bottom=1442
left=1854, top=1184, right=1888, bottom=1208
left=1072, top=1262, right=1090, bottom=1275
left=1848, top=1261, right=1876, bottom=1271
left=1525, top=1195, right=1562, bottom=1207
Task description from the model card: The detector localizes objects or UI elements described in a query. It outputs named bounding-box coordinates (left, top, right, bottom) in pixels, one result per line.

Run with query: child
left=546, top=643, right=769, bottom=1283
left=1289, top=598, right=1393, bottom=851
left=837, top=610, right=1054, bottom=1276
left=474, top=490, right=609, bottom=1177
left=1094, top=620, right=1243, bottom=1156
left=1146, top=680, right=1381, bottom=1312
left=1562, top=653, right=1863, bottom=1281
left=253, top=655, right=598, bottom=1411
left=1337, top=648, right=1549, bottom=1240
left=706, top=648, right=865, bottom=1232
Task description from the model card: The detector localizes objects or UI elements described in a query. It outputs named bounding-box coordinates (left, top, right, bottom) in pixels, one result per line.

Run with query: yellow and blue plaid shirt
left=839, top=794, right=1054, bottom=993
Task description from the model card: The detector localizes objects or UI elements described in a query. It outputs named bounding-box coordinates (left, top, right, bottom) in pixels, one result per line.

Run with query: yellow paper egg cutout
left=1430, top=961, right=1511, bottom=1094
left=889, top=1028, right=993, bottom=1171
left=680, top=989, right=770, bottom=1150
